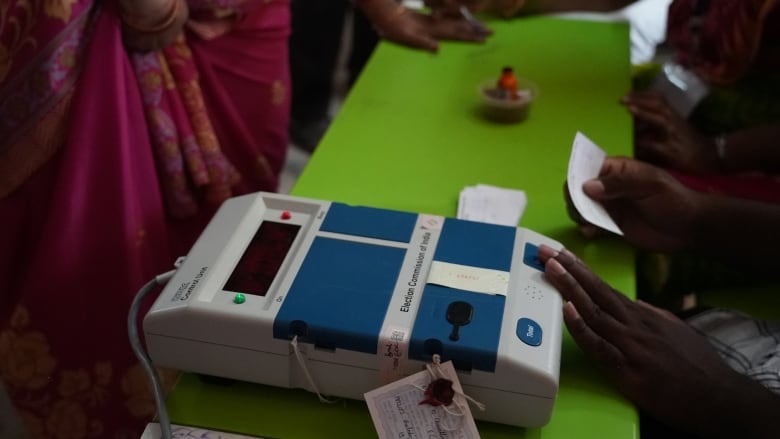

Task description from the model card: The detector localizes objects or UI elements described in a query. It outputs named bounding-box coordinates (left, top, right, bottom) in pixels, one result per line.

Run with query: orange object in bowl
left=479, top=78, right=539, bottom=123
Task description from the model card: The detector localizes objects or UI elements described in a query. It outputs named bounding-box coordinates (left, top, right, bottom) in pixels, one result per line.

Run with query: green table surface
left=168, top=16, right=638, bottom=438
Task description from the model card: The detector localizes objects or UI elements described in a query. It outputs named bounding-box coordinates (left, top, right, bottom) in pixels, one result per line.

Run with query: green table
left=168, top=16, right=638, bottom=438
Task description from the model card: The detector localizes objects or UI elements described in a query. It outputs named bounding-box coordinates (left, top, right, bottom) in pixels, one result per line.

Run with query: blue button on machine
left=522, top=243, right=545, bottom=272
left=516, top=318, right=543, bottom=346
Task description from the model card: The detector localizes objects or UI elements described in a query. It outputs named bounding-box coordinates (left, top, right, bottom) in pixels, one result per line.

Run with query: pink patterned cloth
left=131, top=0, right=292, bottom=221
left=667, top=0, right=779, bottom=85
left=0, top=0, right=290, bottom=436
left=0, top=0, right=96, bottom=198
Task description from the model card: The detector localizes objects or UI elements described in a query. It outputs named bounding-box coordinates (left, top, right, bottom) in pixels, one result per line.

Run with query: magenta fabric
left=0, top=0, right=96, bottom=197
left=0, top=0, right=291, bottom=436
left=131, top=49, right=211, bottom=219
left=669, top=171, right=780, bottom=204
left=190, top=0, right=291, bottom=196
left=168, top=1, right=292, bottom=252
left=0, top=0, right=94, bottom=143
left=0, top=3, right=176, bottom=435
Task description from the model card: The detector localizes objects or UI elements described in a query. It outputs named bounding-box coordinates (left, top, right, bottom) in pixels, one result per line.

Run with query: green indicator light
left=233, top=293, right=246, bottom=304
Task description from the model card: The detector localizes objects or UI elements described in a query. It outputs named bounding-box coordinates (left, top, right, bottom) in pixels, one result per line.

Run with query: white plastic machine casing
left=144, top=192, right=563, bottom=427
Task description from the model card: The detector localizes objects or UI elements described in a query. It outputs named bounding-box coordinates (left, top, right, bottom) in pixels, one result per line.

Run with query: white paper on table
left=567, top=132, right=624, bottom=235
left=457, top=184, right=527, bottom=226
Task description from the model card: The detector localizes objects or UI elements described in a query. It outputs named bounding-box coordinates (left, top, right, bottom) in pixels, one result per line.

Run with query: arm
left=716, top=124, right=780, bottom=174
left=538, top=245, right=780, bottom=439
left=624, top=91, right=780, bottom=174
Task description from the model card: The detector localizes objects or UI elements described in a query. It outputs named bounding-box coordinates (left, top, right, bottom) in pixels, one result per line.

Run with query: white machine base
left=145, top=192, right=563, bottom=427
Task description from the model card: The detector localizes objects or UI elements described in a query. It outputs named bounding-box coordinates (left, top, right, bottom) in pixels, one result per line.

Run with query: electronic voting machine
left=144, top=192, right=564, bottom=427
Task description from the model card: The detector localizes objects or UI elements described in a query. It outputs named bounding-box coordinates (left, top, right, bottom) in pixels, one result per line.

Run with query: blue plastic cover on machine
left=273, top=203, right=512, bottom=373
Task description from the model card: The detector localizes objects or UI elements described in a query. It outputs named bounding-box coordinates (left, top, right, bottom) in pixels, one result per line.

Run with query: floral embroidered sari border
left=0, top=5, right=98, bottom=152
left=0, top=5, right=99, bottom=197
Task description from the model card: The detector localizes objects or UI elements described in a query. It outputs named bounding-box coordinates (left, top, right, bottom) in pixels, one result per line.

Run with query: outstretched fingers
left=538, top=245, right=630, bottom=370
left=544, top=246, right=633, bottom=323
left=562, top=301, right=626, bottom=371
left=541, top=247, right=628, bottom=333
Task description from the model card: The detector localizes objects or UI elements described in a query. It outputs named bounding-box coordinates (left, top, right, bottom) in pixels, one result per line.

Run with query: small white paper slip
left=458, top=184, right=527, bottom=227
left=427, top=260, right=509, bottom=296
left=567, top=132, right=623, bottom=235
left=364, top=360, right=480, bottom=439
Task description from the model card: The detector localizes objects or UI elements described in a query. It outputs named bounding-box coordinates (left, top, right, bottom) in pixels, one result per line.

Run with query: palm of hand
left=565, top=158, right=705, bottom=253
left=370, top=6, right=490, bottom=53
left=378, top=9, right=441, bottom=51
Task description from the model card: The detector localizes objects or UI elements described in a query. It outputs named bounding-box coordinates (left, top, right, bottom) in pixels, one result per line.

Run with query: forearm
left=717, top=124, right=780, bottom=174
left=693, top=193, right=780, bottom=272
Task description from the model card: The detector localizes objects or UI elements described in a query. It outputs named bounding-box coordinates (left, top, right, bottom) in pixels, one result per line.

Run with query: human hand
left=120, top=0, right=189, bottom=51
left=538, top=245, right=780, bottom=438
left=564, top=157, right=707, bottom=252
left=622, top=90, right=720, bottom=174
left=359, top=0, right=493, bottom=53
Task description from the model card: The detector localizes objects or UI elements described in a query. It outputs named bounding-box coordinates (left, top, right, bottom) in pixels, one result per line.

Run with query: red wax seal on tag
left=419, top=378, right=455, bottom=407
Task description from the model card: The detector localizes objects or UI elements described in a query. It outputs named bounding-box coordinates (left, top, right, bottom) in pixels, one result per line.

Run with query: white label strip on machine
left=427, top=261, right=510, bottom=296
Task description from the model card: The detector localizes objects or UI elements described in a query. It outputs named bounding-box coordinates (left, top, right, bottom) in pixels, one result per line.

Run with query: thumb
left=584, top=157, right=660, bottom=201
left=584, top=173, right=650, bottom=201
left=582, top=179, right=607, bottom=200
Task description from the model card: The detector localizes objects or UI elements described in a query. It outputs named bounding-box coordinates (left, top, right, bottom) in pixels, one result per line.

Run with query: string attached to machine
left=291, top=335, right=337, bottom=403
left=413, top=354, right=486, bottom=430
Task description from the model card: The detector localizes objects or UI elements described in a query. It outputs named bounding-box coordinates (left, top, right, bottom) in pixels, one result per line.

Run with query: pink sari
left=0, top=0, right=289, bottom=436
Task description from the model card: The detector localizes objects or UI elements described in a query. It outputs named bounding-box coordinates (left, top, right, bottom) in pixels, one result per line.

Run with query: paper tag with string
left=364, top=356, right=482, bottom=439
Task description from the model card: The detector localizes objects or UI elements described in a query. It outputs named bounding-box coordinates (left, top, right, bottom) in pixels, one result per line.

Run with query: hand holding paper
left=566, top=132, right=624, bottom=236
left=566, top=140, right=711, bottom=252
